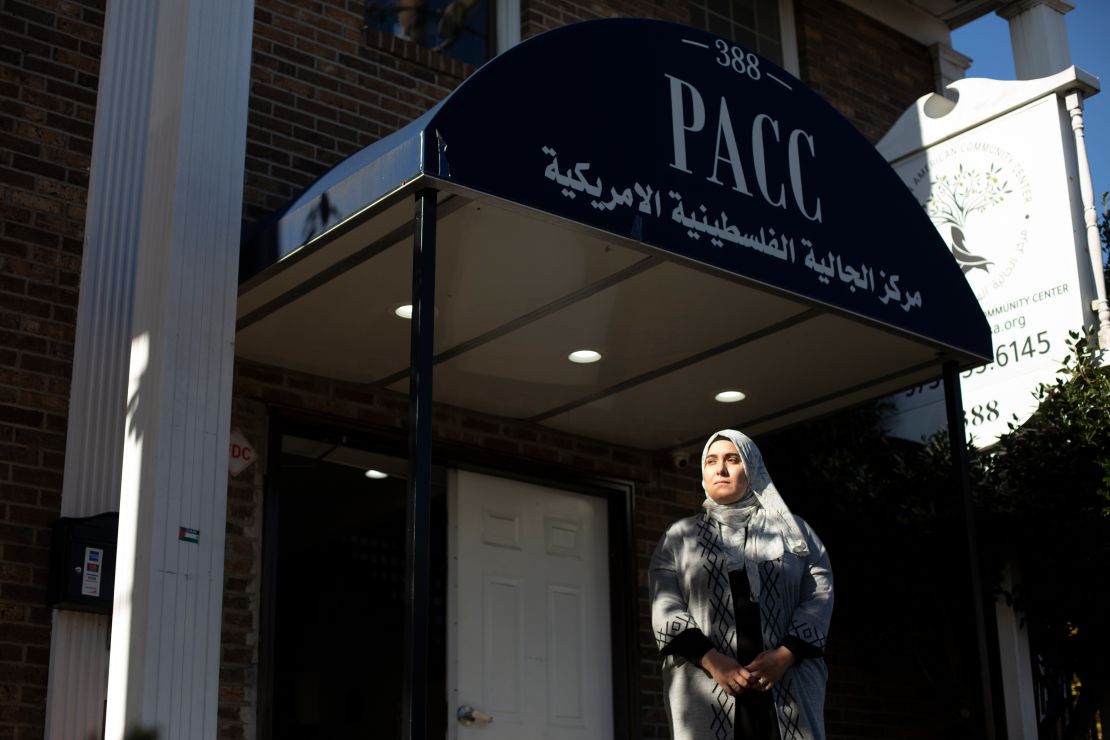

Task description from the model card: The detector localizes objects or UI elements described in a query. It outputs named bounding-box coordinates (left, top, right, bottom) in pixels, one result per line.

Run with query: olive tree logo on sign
left=925, top=163, right=1009, bottom=274
left=913, top=142, right=1032, bottom=303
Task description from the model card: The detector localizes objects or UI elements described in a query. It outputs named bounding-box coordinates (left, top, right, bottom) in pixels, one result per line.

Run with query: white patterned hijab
left=700, top=429, right=809, bottom=599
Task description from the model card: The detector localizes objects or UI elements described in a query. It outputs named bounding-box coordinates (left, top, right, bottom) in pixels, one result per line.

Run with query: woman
left=650, top=429, right=833, bottom=740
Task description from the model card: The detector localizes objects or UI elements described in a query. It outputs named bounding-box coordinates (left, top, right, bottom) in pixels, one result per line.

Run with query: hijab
left=699, top=429, right=809, bottom=600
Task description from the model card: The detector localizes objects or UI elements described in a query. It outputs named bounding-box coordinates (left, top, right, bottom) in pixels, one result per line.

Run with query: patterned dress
left=650, top=510, right=833, bottom=740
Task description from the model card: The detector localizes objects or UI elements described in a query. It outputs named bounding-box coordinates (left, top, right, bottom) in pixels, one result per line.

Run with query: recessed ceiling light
left=568, top=349, right=602, bottom=364
left=364, top=469, right=389, bottom=479
left=714, top=390, right=746, bottom=403
left=394, top=304, right=413, bottom=319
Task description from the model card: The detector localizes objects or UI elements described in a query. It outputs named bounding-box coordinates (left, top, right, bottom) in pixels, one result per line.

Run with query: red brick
left=0, top=523, right=35, bottom=546
left=0, top=580, right=47, bottom=607
left=0, top=484, right=39, bottom=506
left=19, top=55, right=76, bottom=84
left=0, top=563, right=33, bottom=584
left=3, top=1, right=56, bottom=27
left=0, top=132, right=44, bottom=158
left=0, top=407, right=42, bottom=429
left=0, top=169, right=35, bottom=190
left=8, top=428, right=63, bottom=454
left=4, top=505, right=56, bottom=528
left=2, top=223, right=58, bottom=250
left=7, top=153, right=64, bottom=181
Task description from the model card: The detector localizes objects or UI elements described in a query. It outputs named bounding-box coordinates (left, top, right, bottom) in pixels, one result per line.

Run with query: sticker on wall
left=229, top=429, right=256, bottom=476
left=81, top=547, right=103, bottom=597
left=179, top=527, right=200, bottom=544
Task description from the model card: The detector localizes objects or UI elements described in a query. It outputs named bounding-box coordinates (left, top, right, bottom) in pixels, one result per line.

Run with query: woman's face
left=703, top=438, right=749, bottom=504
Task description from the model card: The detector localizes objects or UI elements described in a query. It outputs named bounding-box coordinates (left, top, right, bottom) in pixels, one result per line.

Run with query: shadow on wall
left=125, top=332, right=149, bottom=447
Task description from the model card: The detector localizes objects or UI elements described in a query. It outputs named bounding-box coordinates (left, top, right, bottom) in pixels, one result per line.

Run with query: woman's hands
left=744, top=646, right=796, bottom=691
left=699, top=646, right=796, bottom=694
left=699, top=649, right=753, bottom=695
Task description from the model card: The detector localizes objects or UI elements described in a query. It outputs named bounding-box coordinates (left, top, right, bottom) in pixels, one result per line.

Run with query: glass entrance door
left=268, top=437, right=447, bottom=739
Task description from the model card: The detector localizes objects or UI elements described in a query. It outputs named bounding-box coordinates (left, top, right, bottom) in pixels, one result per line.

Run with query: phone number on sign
left=962, top=331, right=1051, bottom=378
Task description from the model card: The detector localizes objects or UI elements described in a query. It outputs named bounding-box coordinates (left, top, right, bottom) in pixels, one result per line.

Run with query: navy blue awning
left=237, top=19, right=991, bottom=450
left=241, top=18, right=990, bottom=363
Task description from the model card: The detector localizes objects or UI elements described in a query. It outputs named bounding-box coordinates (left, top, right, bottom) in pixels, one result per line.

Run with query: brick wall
left=521, top=0, right=689, bottom=38
left=795, top=0, right=935, bottom=143
left=243, top=0, right=694, bottom=224
left=245, top=0, right=475, bottom=222
left=0, top=1, right=103, bottom=737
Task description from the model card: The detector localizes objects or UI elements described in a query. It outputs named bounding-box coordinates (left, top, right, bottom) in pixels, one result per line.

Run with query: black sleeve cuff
left=779, top=634, right=823, bottom=665
left=661, top=628, right=715, bottom=665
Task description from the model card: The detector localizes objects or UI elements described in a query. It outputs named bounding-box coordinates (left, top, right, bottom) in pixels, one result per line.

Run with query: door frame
left=257, top=408, right=641, bottom=740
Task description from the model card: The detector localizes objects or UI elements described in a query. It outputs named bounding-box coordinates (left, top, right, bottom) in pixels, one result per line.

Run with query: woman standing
left=650, top=429, right=833, bottom=740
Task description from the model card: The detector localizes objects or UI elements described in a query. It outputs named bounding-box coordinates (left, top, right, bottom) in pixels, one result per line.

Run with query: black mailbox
left=47, top=512, right=119, bottom=614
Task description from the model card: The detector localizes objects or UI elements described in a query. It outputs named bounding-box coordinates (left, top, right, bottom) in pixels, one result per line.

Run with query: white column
left=106, top=0, right=253, bottom=737
left=1065, top=91, right=1110, bottom=349
left=45, top=2, right=160, bottom=737
left=495, top=0, right=521, bottom=54
left=997, top=0, right=1074, bottom=80
left=994, top=564, right=1039, bottom=739
left=101, top=0, right=254, bottom=736
left=779, top=0, right=801, bottom=77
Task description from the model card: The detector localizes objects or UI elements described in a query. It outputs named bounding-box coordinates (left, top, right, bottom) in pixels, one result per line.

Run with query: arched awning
left=238, top=18, right=990, bottom=452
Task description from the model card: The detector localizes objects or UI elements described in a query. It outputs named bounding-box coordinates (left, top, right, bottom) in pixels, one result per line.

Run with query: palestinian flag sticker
left=179, top=527, right=200, bottom=544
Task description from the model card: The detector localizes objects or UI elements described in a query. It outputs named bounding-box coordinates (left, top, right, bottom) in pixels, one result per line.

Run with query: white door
left=448, top=470, right=613, bottom=740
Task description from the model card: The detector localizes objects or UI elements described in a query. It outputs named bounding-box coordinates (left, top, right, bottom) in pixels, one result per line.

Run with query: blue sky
left=952, top=2, right=1109, bottom=210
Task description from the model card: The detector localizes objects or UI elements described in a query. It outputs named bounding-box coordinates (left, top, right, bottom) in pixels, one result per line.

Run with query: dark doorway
left=269, top=442, right=447, bottom=739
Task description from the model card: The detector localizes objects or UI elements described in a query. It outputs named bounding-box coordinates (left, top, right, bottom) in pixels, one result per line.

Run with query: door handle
left=457, top=705, right=493, bottom=727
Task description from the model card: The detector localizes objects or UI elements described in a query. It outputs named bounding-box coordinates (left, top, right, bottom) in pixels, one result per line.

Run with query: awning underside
left=237, top=191, right=951, bottom=452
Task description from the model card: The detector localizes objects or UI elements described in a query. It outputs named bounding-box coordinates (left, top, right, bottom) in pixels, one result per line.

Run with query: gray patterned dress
left=649, top=430, right=833, bottom=740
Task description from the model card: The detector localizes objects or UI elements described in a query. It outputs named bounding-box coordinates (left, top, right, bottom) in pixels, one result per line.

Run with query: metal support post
left=943, top=361, right=997, bottom=740
left=404, top=189, right=437, bottom=740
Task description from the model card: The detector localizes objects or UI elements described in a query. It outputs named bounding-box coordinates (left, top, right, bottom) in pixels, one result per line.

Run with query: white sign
left=229, top=429, right=256, bottom=476
left=880, top=81, right=1093, bottom=447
